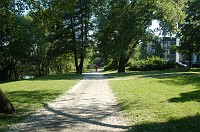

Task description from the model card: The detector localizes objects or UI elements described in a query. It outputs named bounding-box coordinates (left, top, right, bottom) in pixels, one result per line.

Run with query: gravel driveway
left=9, top=72, right=128, bottom=132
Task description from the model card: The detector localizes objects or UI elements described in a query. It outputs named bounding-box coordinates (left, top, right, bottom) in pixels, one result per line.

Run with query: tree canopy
left=0, top=0, right=198, bottom=81
left=176, top=0, right=200, bottom=68
left=95, top=0, right=187, bottom=72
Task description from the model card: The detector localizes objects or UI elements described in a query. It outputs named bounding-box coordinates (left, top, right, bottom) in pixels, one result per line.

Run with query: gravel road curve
left=8, top=72, right=129, bottom=132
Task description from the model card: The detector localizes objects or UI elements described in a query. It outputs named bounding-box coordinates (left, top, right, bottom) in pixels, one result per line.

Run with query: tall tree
left=177, top=0, right=200, bottom=68
left=0, top=0, right=25, bottom=114
left=0, top=0, right=31, bottom=80
left=96, top=0, right=186, bottom=72
left=65, top=0, right=97, bottom=74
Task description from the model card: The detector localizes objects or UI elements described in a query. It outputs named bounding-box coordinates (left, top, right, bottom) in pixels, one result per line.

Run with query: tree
left=0, top=0, right=22, bottom=114
left=95, top=0, right=186, bottom=72
left=0, top=0, right=32, bottom=80
left=177, top=0, right=200, bottom=68
left=26, top=0, right=74, bottom=75
left=0, top=88, right=15, bottom=114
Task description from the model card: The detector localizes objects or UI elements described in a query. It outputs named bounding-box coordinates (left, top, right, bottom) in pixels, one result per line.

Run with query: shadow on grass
left=29, top=73, right=83, bottom=81
left=6, top=90, right=61, bottom=113
left=0, top=74, right=83, bottom=84
left=7, top=102, right=129, bottom=131
left=156, top=71, right=200, bottom=86
left=45, top=104, right=129, bottom=130
left=106, top=68, right=200, bottom=103
left=0, top=90, right=61, bottom=130
left=128, top=115, right=200, bottom=132
left=169, top=90, right=200, bottom=103
left=104, top=68, right=190, bottom=79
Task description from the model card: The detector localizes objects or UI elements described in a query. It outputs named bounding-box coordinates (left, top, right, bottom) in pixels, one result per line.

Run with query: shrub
left=128, top=57, right=177, bottom=71
left=104, top=61, right=118, bottom=71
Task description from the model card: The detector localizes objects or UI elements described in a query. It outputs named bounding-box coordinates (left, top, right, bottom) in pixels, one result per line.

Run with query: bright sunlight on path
left=9, top=72, right=128, bottom=132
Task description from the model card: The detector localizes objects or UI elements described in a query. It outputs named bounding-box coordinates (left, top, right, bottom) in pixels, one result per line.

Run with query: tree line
left=0, top=0, right=98, bottom=81
left=0, top=0, right=200, bottom=82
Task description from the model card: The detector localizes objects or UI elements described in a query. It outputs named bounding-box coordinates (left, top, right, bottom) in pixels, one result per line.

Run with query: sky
left=150, top=20, right=159, bottom=30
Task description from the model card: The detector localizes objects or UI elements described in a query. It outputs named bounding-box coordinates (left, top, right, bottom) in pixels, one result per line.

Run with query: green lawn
left=106, top=68, right=200, bottom=132
left=0, top=74, right=82, bottom=131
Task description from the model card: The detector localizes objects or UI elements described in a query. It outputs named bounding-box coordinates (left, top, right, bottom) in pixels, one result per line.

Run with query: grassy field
left=106, top=68, right=200, bottom=131
left=0, top=74, right=82, bottom=131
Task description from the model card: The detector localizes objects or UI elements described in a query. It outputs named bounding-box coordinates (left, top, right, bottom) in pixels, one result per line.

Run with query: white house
left=147, top=37, right=200, bottom=66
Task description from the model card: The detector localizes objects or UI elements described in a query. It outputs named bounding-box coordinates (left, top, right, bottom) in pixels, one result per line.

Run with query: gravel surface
left=8, top=72, right=129, bottom=132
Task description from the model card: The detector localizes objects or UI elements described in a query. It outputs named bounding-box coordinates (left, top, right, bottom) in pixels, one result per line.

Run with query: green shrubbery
left=128, top=57, right=177, bottom=71
left=104, top=60, right=118, bottom=71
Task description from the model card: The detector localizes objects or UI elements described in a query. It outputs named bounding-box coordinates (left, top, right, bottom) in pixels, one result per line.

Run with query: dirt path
left=9, top=72, right=128, bottom=132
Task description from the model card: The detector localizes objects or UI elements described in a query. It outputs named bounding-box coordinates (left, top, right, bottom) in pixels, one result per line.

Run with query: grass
left=106, top=68, right=200, bottom=131
left=0, top=73, right=82, bottom=131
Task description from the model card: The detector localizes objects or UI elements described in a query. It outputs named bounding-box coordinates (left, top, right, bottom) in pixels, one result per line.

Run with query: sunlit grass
left=108, top=68, right=200, bottom=131
left=0, top=74, right=82, bottom=131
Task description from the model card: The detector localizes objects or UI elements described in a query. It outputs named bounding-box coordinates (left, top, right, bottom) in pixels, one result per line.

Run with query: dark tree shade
left=177, top=0, right=200, bottom=68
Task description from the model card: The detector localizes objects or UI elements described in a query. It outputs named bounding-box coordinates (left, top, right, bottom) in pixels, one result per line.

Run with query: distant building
left=175, top=38, right=200, bottom=66
left=146, top=37, right=200, bottom=66
left=161, top=37, right=176, bottom=61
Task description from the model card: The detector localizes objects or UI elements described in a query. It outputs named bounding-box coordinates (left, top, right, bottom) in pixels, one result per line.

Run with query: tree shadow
left=45, top=104, right=129, bottom=129
left=0, top=74, right=83, bottom=84
left=29, top=73, right=83, bottom=81
left=129, top=115, right=200, bottom=132
left=156, top=73, right=200, bottom=87
left=105, top=68, right=200, bottom=104
left=8, top=103, right=129, bottom=131
left=0, top=90, right=62, bottom=130
left=169, top=90, right=200, bottom=103
left=5, top=90, right=62, bottom=113
left=104, top=68, right=190, bottom=79
left=82, top=73, right=106, bottom=80
left=157, top=72, right=200, bottom=103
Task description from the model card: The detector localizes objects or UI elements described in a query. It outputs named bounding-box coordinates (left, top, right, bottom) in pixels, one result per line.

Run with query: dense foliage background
left=0, top=0, right=199, bottom=81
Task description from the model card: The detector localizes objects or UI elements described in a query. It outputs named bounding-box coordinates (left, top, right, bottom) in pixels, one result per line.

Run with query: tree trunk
left=70, top=15, right=79, bottom=74
left=78, top=54, right=84, bottom=74
left=188, top=49, right=192, bottom=68
left=0, top=89, right=15, bottom=114
left=118, top=56, right=128, bottom=73
left=73, top=49, right=79, bottom=74
left=13, top=64, right=19, bottom=80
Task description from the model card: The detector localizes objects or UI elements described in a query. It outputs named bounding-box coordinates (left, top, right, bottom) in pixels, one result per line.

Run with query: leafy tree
left=95, top=0, right=186, bottom=72
left=26, top=0, right=74, bottom=75
left=0, top=0, right=32, bottom=80
left=177, top=0, right=200, bottom=68
left=68, top=0, right=96, bottom=74
left=0, top=0, right=26, bottom=114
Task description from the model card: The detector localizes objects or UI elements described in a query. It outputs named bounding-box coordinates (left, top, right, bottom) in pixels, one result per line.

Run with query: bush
left=128, top=57, right=177, bottom=71
left=192, top=63, right=200, bottom=68
left=104, top=61, right=118, bottom=71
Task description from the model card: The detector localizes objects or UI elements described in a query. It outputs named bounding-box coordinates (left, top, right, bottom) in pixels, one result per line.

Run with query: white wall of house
left=146, top=37, right=200, bottom=64
left=193, top=54, right=197, bottom=62
left=176, top=38, right=180, bottom=62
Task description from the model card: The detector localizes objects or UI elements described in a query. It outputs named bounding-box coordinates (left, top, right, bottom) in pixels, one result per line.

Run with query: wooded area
left=0, top=0, right=200, bottom=114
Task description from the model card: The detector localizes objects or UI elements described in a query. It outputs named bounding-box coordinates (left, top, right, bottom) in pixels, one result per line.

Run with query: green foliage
left=104, top=60, right=118, bottom=71
left=176, top=0, right=200, bottom=68
left=128, top=57, right=177, bottom=71
left=49, top=54, right=75, bottom=74
left=95, top=0, right=187, bottom=72
left=0, top=0, right=100, bottom=80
